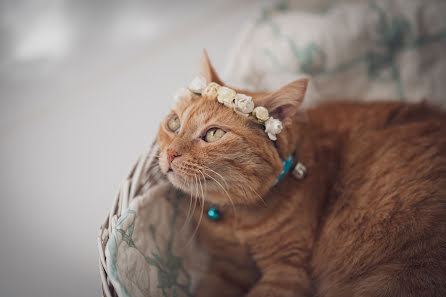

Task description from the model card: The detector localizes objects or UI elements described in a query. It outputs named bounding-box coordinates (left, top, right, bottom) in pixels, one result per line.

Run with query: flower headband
left=173, top=76, right=283, bottom=141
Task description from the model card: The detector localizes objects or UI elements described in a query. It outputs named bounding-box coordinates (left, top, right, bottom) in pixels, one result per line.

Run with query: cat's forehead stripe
left=179, top=103, right=196, bottom=123
left=180, top=101, right=207, bottom=129
left=180, top=101, right=218, bottom=128
left=204, top=110, right=214, bottom=124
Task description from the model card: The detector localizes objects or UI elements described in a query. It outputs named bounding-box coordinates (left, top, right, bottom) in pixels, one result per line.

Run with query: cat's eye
left=167, top=115, right=180, bottom=132
left=204, top=128, right=226, bottom=143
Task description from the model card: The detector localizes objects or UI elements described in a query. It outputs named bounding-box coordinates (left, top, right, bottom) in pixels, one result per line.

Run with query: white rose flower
left=252, top=106, right=269, bottom=122
left=188, top=76, right=208, bottom=94
left=173, top=87, right=192, bottom=103
left=217, top=86, right=236, bottom=107
left=233, top=94, right=254, bottom=116
left=202, top=82, right=220, bottom=100
left=265, top=117, right=283, bottom=141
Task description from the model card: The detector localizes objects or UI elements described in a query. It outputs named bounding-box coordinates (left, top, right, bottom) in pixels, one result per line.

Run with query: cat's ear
left=199, top=49, right=224, bottom=85
left=255, top=79, right=308, bottom=125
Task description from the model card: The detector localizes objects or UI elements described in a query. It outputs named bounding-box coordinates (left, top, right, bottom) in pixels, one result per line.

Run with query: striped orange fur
left=157, top=52, right=446, bottom=297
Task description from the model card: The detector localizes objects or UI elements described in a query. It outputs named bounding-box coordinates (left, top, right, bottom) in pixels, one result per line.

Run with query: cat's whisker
left=202, top=167, right=231, bottom=196
left=182, top=174, right=199, bottom=232
left=180, top=177, right=194, bottom=233
left=190, top=174, right=199, bottom=220
left=203, top=165, right=229, bottom=189
left=246, top=183, right=267, bottom=206
left=185, top=172, right=206, bottom=247
left=203, top=170, right=237, bottom=220
left=198, top=172, right=205, bottom=231
left=185, top=171, right=204, bottom=247
left=198, top=169, right=208, bottom=194
left=202, top=168, right=230, bottom=194
left=198, top=169, right=211, bottom=231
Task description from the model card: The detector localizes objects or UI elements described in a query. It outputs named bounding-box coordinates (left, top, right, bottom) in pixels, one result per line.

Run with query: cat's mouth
left=166, top=168, right=186, bottom=183
left=166, top=168, right=197, bottom=187
left=165, top=166, right=235, bottom=205
left=166, top=166, right=217, bottom=194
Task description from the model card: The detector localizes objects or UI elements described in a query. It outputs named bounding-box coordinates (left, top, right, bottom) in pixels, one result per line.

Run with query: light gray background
left=0, top=1, right=352, bottom=296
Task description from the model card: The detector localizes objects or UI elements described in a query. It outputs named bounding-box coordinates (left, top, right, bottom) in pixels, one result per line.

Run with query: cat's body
left=157, top=52, right=446, bottom=297
left=192, top=101, right=446, bottom=297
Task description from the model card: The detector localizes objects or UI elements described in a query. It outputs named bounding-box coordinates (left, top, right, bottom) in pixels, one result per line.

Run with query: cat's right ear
left=255, top=79, right=308, bottom=126
left=199, top=49, right=224, bottom=85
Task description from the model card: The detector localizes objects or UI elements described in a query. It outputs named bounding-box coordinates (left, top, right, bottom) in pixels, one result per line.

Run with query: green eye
left=205, top=128, right=226, bottom=143
left=167, top=115, right=180, bottom=132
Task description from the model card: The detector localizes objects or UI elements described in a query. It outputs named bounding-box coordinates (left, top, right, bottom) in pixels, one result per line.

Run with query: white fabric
left=106, top=183, right=209, bottom=297
left=225, top=0, right=446, bottom=108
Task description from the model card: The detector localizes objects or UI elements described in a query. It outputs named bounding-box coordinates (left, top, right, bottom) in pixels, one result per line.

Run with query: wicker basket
left=97, top=140, right=165, bottom=297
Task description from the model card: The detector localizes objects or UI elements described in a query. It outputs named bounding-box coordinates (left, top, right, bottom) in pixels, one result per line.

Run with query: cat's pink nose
left=167, top=149, right=181, bottom=167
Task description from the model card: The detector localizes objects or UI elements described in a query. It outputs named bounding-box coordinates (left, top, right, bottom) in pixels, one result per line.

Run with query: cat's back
left=308, top=101, right=446, bottom=297
left=306, top=100, right=446, bottom=133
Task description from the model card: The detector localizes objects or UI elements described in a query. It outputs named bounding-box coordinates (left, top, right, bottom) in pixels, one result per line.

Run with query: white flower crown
left=174, top=76, right=283, bottom=141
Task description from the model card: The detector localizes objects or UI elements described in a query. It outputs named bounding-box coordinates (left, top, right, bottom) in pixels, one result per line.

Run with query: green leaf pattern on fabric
left=113, top=190, right=195, bottom=297
left=261, top=0, right=446, bottom=100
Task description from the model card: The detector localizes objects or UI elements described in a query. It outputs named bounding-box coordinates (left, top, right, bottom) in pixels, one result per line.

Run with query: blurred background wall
left=0, top=0, right=368, bottom=296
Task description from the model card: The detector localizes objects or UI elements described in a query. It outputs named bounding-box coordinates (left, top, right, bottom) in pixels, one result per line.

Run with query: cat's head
left=158, top=51, right=308, bottom=206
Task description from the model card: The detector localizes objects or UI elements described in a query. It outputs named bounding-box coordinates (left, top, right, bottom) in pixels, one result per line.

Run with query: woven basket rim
left=97, top=140, right=164, bottom=297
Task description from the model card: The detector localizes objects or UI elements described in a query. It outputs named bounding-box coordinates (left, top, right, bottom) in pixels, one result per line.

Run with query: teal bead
left=207, top=205, right=220, bottom=220
left=274, top=154, right=294, bottom=185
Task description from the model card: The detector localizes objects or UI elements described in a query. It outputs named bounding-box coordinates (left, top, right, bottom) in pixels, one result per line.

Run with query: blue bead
left=207, top=205, right=220, bottom=220
left=275, top=155, right=294, bottom=184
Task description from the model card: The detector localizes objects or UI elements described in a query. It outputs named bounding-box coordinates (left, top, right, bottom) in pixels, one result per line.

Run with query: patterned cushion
left=225, top=0, right=446, bottom=107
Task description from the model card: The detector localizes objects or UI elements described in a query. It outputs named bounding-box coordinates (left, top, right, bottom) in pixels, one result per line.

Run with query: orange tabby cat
left=157, top=52, right=446, bottom=297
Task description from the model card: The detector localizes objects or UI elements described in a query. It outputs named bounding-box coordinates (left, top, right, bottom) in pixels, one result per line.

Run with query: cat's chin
left=165, top=171, right=230, bottom=204
left=166, top=170, right=202, bottom=194
left=166, top=170, right=262, bottom=205
left=166, top=170, right=187, bottom=188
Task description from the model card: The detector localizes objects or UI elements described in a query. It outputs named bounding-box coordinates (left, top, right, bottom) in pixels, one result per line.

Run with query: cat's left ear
left=199, top=49, right=224, bottom=85
left=255, top=79, right=308, bottom=125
